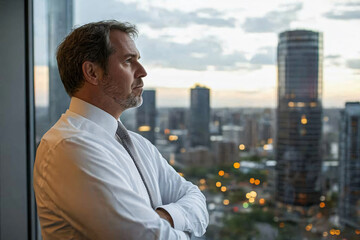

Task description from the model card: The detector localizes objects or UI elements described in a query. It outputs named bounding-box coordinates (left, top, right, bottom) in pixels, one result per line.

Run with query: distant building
left=189, top=85, right=210, bottom=147
left=244, top=117, right=259, bottom=149
left=222, top=125, right=244, bottom=147
left=168, top=108, right=187, bottom=130
left=212, top=141, right=238, bottom=165
left=181, top=146, right=213, bottom=167
left=275, top=30, right=323, bottom=206
left=136, top=90, right=156, bottom=144
left=48, top=0, right=73, bottom=125
left=339, top=102, right=360, bottom=228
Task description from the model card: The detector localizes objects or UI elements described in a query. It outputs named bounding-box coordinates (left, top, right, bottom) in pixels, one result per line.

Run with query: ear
left=82, top=61, right=103, bottom=85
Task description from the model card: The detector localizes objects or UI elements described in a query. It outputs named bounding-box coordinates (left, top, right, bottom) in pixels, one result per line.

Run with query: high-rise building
left=136, top=90, right=156, bottom=144
left=275, top=30, right=323, bottom=206
left=48, top=0, right=73, bottom=124
left=339, top=102, right=360, bottom=228
left=189, top=85, right=210, bottom=147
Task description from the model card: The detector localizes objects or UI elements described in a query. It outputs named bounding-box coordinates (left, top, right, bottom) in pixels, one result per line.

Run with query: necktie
left=116, top=121, right=155, bottom=208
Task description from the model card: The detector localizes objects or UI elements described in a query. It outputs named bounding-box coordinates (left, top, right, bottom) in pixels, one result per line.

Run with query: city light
left=246, top=193, right=251, bottom=199
left=267, top=138, right=273, bottom=144
left=218, top=170, right=225, bottom=176
left=301, top=115, right=308, bottom=124
left=249, top=198, right=255, bottom=203
left=288, top=101, right=295, bottom=107
left=330, top=229, right=341, bottom=236
left=263, top=144, right=271, bottom=150
left=319, top=202, right=325, bottom=208
left=279, top=222, right=285, bottom=228
left=164, top=129, right=170, bottom=134
left=233, top=162, right=240, bottom=169
left=239, top=144, right=245, bottom=150
left=323, top=232, right=328, bottom=237
left=220, top=186, right=227, bottom=192
left=305, top=224, right=312, bottom=231
left=243, top=202, right=249, bottom=208
left=199, top=179, right=206, bottom=184
left=254, top=179, right=261, bottom=185
left=355, top=229, right=360, bottom=235
left=138, top=125, right=151, bottom=132
left=250, top=191, right=257, bottom=198
left=249, top=178, right=255, bottom=184
left=216, top=181, right=222, bottom=187
left=168, top=135, right=178, bottom=141
left=259, top=198, right=265, bottom=205
left=223, top=199, right=230, bottom=205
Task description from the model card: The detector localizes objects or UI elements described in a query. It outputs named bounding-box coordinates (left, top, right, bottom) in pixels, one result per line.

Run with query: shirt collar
left=68, top=97, right=118, bottom=137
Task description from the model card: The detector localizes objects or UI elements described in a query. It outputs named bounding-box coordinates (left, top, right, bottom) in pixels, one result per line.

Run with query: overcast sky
left=34, top=0, right=360, bottom=107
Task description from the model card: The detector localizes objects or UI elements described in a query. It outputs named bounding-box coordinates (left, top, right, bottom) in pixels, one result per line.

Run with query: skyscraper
left=136, top=90, right=156, bottom=144
left=339, top=102, right=360, bottom=229
left=275, top=30, right=323, bottom=206
left=189, top=85, right=210, bottom=147
left=48, top=0, right=73, bottom=125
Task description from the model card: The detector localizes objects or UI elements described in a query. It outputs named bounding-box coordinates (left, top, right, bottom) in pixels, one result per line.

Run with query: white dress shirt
left=33, top=97, right=209, bottom=240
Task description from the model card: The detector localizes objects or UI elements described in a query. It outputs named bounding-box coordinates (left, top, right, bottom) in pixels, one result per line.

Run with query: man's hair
left=56, top=20, right=138, bottom=96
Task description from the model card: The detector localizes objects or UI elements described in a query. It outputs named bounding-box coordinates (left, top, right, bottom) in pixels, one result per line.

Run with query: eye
left=125, top=58, right=132, bottom=64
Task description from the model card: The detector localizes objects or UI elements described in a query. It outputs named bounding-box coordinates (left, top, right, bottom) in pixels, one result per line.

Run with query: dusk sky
left=34, top=0, right=360, bottom=108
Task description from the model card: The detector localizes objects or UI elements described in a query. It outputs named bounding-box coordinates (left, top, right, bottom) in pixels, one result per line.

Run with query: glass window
left=34, top=1, right=360, bottom=239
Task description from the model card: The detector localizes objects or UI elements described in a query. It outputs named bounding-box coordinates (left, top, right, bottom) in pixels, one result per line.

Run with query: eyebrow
left=123, top=53, right=141, bottom=60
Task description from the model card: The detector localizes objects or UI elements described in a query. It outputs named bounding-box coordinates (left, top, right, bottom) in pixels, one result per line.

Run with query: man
left=33, top=20, right=209, bottom=240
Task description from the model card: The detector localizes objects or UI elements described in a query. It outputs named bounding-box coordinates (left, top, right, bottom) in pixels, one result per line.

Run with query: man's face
left=99, top=30, right=147, bottom=110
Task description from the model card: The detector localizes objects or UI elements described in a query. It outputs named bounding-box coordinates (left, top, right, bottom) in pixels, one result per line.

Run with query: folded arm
left=34, top=138, right=189, bottom=240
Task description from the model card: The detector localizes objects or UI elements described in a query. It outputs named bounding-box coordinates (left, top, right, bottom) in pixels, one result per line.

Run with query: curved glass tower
left=276, top=30, right=323, bottom=206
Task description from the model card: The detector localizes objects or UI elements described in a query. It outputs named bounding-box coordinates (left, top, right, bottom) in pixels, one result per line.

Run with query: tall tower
left=275, top=30, right=323, bottom=206
left=190, top=85, right=210, bottom=147
left=136, top=90, right=156, bottom=144
left=339, top=102, right=360, bottom=229
left=48, top=0, right=73, bottom=125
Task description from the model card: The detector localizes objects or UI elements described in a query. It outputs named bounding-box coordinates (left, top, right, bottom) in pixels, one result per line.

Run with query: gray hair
left=56, top=20, right=138, bottom=96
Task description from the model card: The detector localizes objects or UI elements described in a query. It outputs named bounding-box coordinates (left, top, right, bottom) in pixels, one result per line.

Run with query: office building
left=189, top=85, right=210, bottom=147
left=275, top=30, right=323, bottom=206
left=339, top=102, right=360, bottom=228
left=48, top=0, right=73, bottom=124
left=136, top=90, right=156, bottom=144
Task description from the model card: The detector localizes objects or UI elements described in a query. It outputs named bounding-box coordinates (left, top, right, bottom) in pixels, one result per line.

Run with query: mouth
left=133, top=84, right=143, bottom=90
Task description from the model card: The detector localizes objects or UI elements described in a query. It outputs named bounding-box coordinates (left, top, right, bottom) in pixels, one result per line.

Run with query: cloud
left=242, top=3, right=303, bottom=33
left=325, top=55, right=341, bottom=59
left=346, top=59, right=360, bottom=69
left=323, top=10, right=360, bottom=20
left=137, top=36, right=253, bottom=71
left=250, top=47, right=276, bottom=65
left=324, top=2, right=360, bottom=20
left=75, top=0, right=236, bottom=28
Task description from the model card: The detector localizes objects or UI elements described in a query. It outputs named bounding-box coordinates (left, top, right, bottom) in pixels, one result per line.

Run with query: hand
left=155, top=208, right=174, bottom=228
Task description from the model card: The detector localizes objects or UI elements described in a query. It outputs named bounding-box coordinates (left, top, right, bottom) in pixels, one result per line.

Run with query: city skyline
left=34, top=0, right=360, bottom=108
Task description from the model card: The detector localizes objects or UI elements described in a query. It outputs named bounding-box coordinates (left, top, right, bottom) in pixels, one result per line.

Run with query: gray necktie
left=116, top=121, right=155, bottom=208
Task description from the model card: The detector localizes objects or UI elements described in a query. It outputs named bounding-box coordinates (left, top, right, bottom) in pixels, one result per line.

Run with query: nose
left=136, top=62, right=147, bottom=79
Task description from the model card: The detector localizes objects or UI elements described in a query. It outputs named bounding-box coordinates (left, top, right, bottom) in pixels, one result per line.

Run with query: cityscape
left=34, top=0, right=359, bottom=239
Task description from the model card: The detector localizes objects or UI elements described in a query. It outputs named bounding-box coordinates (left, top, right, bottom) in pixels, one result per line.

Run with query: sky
left=34, top=0, right=360, bottom=108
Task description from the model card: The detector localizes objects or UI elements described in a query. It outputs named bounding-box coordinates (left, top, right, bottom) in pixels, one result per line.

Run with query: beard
left=100, top=76, right=143, bottom=110
left=118, top=91, right=143, bottom=109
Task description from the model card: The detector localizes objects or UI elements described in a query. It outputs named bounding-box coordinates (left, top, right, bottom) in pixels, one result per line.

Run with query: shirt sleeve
left=151, top=145, right=209, bottom=237
left=34, top=137, right=189, bottom=240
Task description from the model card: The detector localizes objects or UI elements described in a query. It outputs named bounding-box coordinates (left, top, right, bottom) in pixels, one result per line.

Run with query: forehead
left=109, top=30, right=139, bottom=56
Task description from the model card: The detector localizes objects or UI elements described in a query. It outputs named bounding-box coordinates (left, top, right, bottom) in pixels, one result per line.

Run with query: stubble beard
left=101, top=80, right=143, bottom=111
